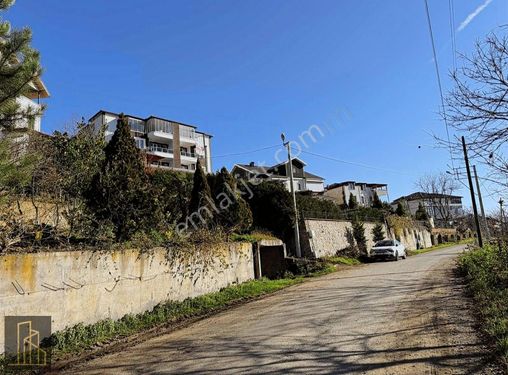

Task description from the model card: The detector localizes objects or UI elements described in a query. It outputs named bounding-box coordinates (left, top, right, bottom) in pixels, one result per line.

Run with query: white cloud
left=457, top=0, right=493, bottom=32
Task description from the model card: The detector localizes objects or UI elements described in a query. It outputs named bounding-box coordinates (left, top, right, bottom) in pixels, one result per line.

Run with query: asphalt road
left=67, top=245, right=496, bottom=374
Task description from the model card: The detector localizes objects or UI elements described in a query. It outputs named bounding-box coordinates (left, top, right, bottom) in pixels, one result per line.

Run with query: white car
left=370, top=240, right=406, bottom=261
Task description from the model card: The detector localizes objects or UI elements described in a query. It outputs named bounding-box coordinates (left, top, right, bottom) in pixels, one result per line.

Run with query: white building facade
left=14, top=77, right=49, bottom=132
left=89, top=110, right=212, bottom=173
left=324, top=181, right=389, bottom=207
left=392, top=192, right=463, bottom=221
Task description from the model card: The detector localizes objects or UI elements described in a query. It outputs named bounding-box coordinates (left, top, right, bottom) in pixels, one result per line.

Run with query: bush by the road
left=458, top=245, right=508, bottom=367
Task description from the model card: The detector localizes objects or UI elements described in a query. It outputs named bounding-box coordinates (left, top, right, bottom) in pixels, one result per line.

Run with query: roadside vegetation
left=407, top=238, right=474, bottom=256
left=459, top=245, right=508, bottom=368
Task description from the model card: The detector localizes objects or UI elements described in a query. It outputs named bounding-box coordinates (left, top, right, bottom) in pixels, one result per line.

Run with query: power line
left=448, top=0, right=457, bottom=70
left=211, top=144, right=280, bottom=159
left=292, top=148, right=416, bottom=176
left=424, top=0, right=455, bottom=169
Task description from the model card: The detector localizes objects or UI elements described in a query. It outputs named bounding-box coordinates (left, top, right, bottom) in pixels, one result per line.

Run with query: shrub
left=395, top=202, right=408, bottom=217
left=415, top=202, right=429, bottom=220
left=149, top=169, right=193, bottom=226
left=459, top=246, right=508, bottom=364
left=213, top=167, right=253, bottom=233
left=296, top=193, right=342, bottom=219
left=246, top=181, right=294, bottom=239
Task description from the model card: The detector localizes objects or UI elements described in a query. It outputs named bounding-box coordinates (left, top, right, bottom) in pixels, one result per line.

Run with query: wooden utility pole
left=462, top=136, right=483, bottom=247
left=473, top=165, right=489, bottom=239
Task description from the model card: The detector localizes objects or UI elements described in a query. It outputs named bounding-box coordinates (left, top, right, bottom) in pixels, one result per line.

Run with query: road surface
left=66, top=245, right=496, bottom=374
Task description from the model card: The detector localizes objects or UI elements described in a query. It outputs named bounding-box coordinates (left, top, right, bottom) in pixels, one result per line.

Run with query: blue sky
left=6, top=0, right=507, bottom=211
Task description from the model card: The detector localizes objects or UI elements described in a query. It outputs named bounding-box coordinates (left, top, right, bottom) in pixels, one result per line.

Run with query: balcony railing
left=148, top=145, right=173, bottom=154
left=180, top=150, right=196, bottom=158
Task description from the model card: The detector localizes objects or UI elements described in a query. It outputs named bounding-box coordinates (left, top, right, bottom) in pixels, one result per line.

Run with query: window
left=134, top=138, right=146, bottom=149
left=376, top=240, right=394, bottom=246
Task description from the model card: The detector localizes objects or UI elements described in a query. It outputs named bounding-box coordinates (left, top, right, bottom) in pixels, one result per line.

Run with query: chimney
left=249, top=161, right=255, bottom=167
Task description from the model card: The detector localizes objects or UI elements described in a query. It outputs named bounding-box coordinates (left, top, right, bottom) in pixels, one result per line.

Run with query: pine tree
left=0, top=0, right=44, bottom=131
left=213, top=167, right=253, bottom=233
left=189, top=160, right=213, bottom=214
left=348, top=193, right=358, bottom=210
left=86, top=114, right=152, bottom=241
left=352, top=216, right=367, bottom=254
left=372, top=222, right=385, bottom=242
left=372, top=192, right=383, bottom=209
left=415, top=202, right=429, bottom=221
left=395, top=202, right=408, bottom=217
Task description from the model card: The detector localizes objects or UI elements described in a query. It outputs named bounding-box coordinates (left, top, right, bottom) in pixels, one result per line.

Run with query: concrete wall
left=302, top=219, right=386, bottom=258
left=302, top=218, right=433, bottom=258
left=387, top=225, right=433, bottom=250
left=0, top=243, right=254, bottom=352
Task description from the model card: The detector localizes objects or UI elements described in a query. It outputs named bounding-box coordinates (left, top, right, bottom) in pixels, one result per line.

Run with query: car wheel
left=402, top=252, right=407, bottom=259
left=394, top=251, right=399, bottom=261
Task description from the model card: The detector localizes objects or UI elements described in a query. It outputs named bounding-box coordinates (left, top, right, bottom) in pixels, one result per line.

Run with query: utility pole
left=281, top=133, right=301, bottom=257
left=462, top=136, right=483, bottom=247
left=498, top=198, right=504, bottom=253
left=473, top=165, right=489, bottom=239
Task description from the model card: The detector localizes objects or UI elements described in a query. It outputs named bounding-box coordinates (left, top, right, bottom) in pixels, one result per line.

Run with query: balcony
left=147, top=118, right=174, bottom=141
left=147, top=145, right=174, bottom=158
left=180, top=150, right=196, bottom=158
left=179, top=126, right=197, bottom=145
left=128, top=118, right=145, bottom=136
left=180, top=150, right=197, bottom=165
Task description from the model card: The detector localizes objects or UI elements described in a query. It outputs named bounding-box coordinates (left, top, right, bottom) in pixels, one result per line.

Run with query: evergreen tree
left=247, top=181, right=294, bottom=239
left=189, top=159, right=213, bottom=214
left=0, top=0, right=44, bottom=131
left=372, top=222, right=385, bottom=242
left=372, top=192, right=383, bottom=209
left=213, top=167, right=253, bottom=233
left=395, top=202, right=408, bottom=217
left=352, top=216, right=367, bottom=254
left=415, top=202, right=429, bottom=221
left=348, top=193, right=358, bottom=210
left=341, top=190, right=348, bottom=209
left=86, top=114, right=152, bottom=241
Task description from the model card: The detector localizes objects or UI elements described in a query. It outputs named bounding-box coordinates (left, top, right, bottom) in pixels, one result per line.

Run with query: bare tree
left=416, top=172, right=461, bottom=222
left=441, top=29, right=508, bottom=189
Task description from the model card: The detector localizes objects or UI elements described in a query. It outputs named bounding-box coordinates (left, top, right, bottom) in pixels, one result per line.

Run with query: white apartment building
left=324, top=181, right=389, bottom=207
left=89, top=110, right=212, bottom=173
left=392, top=192, right=463, bottom=221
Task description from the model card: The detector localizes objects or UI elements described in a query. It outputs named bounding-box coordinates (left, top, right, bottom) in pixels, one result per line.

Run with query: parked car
left=370, top=240, right=406, bottom=261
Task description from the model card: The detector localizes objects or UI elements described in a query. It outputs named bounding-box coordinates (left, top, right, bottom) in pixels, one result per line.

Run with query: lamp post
left=281, top=133, right=301, bottom=257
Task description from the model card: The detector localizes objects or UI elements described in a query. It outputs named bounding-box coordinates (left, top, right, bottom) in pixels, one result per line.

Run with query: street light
left=281, top=133, right=302, bottom=258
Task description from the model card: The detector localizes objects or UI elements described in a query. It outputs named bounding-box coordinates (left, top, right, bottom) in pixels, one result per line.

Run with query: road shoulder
left=382, top=254, right=502, bottom=374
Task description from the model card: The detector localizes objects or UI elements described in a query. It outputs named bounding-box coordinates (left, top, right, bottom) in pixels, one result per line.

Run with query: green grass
left=458, top=245, right=508, bottom=368
left=38, top=262, right=338, bottom=361
left=230, top=231, right=279, bottom=243
left=407, top=238, right=474, bottom=256
left=322, top=256, right=362, bottom=266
